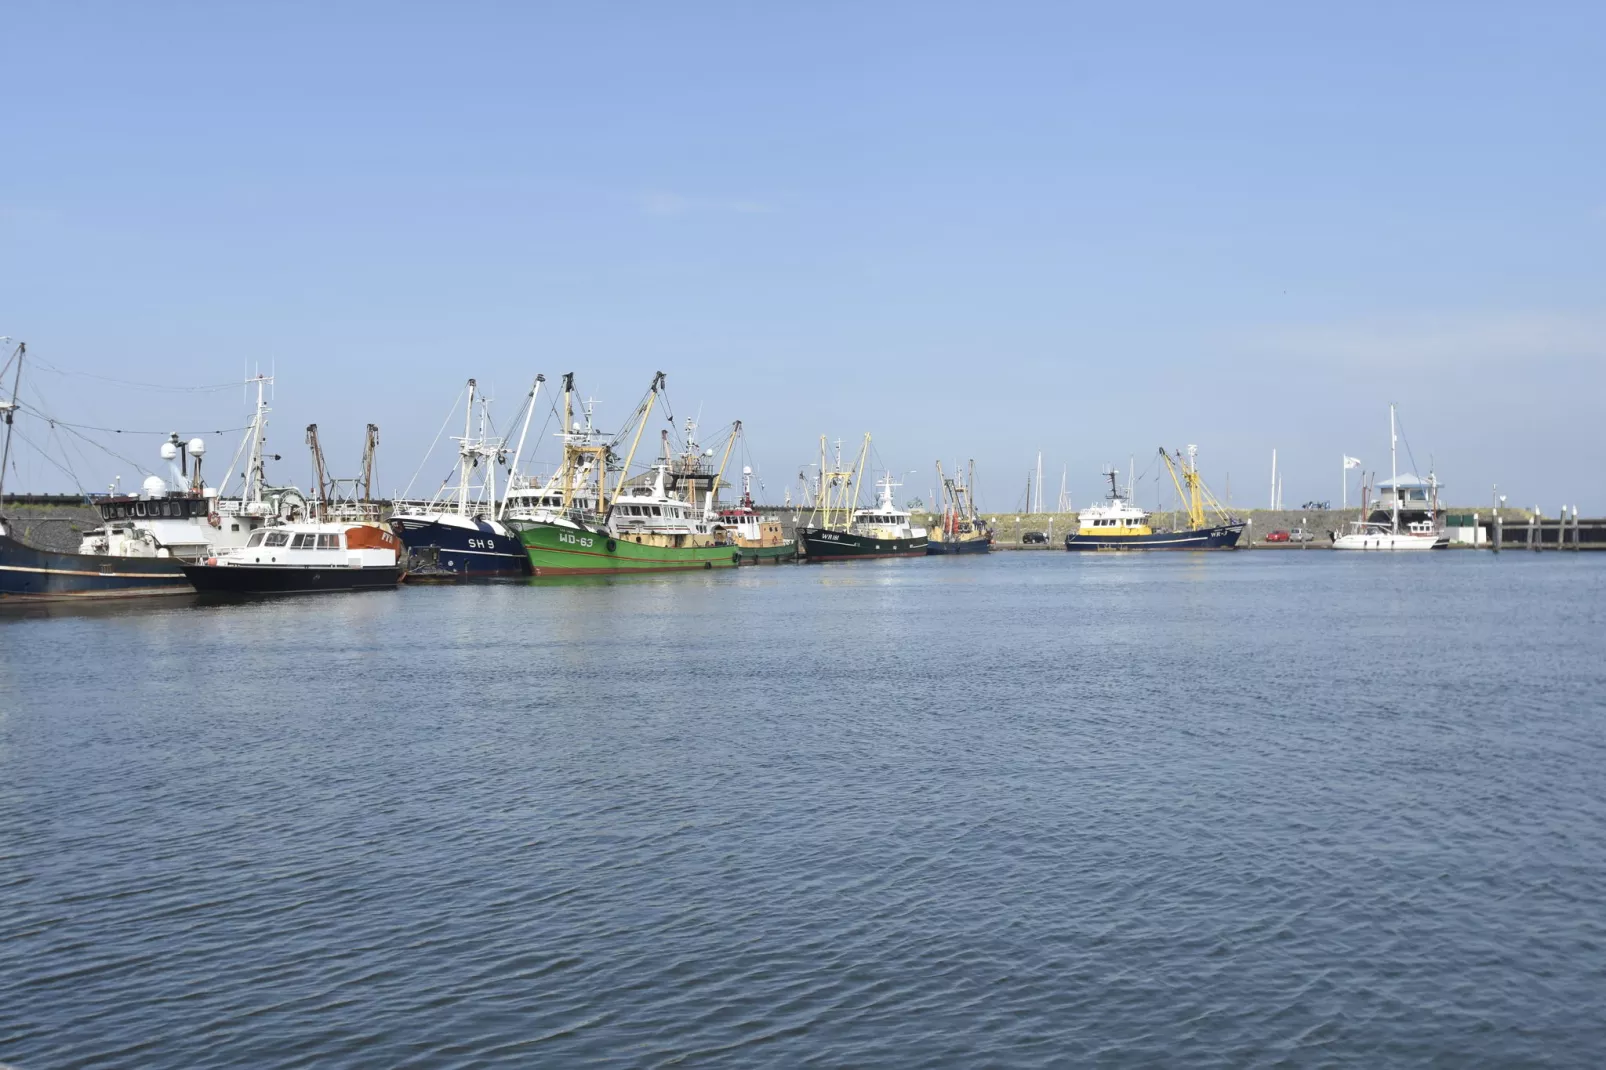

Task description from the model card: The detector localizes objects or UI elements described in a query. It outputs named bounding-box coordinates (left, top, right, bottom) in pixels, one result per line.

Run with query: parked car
left=1288, top=528, right=1315, bottom=543
left=1265, top=530, right=1290, bottom=543
left=1021, top=530, right=1048, bottom=544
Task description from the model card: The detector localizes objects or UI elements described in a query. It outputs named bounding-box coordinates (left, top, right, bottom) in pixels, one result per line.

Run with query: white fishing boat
left=77, top=375, right=305, bottom=562
left=1332, top=404, right=1448, bottom=551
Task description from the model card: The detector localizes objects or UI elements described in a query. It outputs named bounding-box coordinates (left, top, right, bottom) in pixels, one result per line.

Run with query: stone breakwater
left=1, top=504, right=102, bottom=552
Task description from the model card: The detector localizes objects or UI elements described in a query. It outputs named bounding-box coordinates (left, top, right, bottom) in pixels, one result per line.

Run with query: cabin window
left=652, top=507, right=662, bottom=516
left=318, top=533, right=340, bottom=549
left=290, top=533, right=311, bottom=549
left=246, top=531, right=266, bottom=547
left=264, top=531, right=290, bottom=547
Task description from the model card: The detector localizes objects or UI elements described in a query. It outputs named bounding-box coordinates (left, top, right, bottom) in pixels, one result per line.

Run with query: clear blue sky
left=4, top=2, right=1603, bottom=512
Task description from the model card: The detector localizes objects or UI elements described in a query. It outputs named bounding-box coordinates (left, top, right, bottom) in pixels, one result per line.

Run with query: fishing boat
left=509, top=372, right=741, bottom=576
left=391, top=376, right=543, bottom=577
left=182, top=520, right=404, bottom=594
left=501, top=375, right=603, bottom=527
left=798, top=435, right=928, bottom=561
left=715, top=466, right=797, bottom=563
left=926, top=459, right=992, bottom=554
left=1064, top=447, right=1244, bottom=550
left=1331, top=405, right=1448, bottom=551
left=78, top=376, right=305, bottom=563
left=0, top=342, right=184, bottom=601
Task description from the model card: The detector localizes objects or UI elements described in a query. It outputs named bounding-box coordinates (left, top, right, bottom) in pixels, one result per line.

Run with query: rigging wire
left=23, top=356, right=245, bottom=393
left=399, top=383, right=469, bottom=501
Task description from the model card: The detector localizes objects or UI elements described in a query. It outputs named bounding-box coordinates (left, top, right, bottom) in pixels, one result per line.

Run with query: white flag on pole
left=1343, top=456, right=1361, bottom=469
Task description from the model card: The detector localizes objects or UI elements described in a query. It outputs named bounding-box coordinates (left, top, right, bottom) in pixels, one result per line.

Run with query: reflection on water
left=3, top=553, right=1605, bottom=1067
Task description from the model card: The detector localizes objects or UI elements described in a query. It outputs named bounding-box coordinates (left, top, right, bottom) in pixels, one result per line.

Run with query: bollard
left=1493, top=513, right=1502, bottom=552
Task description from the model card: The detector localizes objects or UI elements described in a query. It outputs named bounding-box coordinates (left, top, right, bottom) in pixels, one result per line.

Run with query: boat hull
left=737, top=541, right=799, bottom=564
left=926, top=536, right=992, bottom=555
left=518, top=522, right=741, bottom=576
left=181, top=563, right=404, bottom=594
left=1331, top=532, right=1447, bottom=551
left=391, top=515, right=529, bottom=576
left=799, top=528, right=928, bottom=561
left=0, top=532, right=191, bottom=602
left=1064, top=524, right=1245, bottom=551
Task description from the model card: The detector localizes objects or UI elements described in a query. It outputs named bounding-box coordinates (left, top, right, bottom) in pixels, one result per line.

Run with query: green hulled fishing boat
left=509, top=372, right=742, bottom=577
left=519, top=512, right=740, bottom=575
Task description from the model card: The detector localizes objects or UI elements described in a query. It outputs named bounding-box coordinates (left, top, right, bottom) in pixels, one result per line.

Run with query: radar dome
left=704, top=448, right=715, bottom=457
left=187, top=438, right=206, bottom=457
left=159, top=441, right=178, bottom=461
left=141, top=475, right=167, bottom=497
left=743, top=465, right=752, bottom=475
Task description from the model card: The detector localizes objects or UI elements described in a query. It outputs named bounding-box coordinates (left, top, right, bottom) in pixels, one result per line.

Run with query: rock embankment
left=2, top=503, right=103, bottom=552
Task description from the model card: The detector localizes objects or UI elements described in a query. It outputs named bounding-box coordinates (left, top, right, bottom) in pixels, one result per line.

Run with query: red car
left=1265, top=530, right=1290, bottom=543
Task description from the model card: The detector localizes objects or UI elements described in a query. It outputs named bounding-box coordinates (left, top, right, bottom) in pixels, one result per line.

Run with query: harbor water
left=4, top=553, right=1606, bottom=1067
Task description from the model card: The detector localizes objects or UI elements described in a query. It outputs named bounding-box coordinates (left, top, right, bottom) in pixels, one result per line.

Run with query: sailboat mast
left=0, top=342, right=24, bottom=506
left=1390, top=402, right=1399, bottom=533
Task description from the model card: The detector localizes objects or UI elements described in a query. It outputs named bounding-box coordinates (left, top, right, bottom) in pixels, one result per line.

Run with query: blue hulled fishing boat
left=0, top=342, right=192, bottom=601
left=391, top=376, right=544, bottom=577
left=1064, top=448, right=1244, bottom=551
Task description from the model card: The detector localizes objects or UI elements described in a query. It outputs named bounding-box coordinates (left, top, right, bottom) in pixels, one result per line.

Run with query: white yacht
left=1332, top=404, right=1449, bottom=551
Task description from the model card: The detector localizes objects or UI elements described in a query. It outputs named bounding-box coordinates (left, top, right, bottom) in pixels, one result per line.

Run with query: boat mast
left=360, top=424, right=379, bottom=501
left=611, top=372, right=665, bottom=507
left=850, top=434, right=872, bottom=521
left=305, top=423, right=330, bottom=518
left=560, top=373, right=576, bottom=509
left=707, top=420, right=740, bottom=517
left=479, top=393, right=497, bottom=514
left=0, top=342, right=23, bottom=508
left=457, top=378, right=477, bottom=516
left=498, top=374, right=544, bottom=520
left=1390, top=402, right=1399, bottom=534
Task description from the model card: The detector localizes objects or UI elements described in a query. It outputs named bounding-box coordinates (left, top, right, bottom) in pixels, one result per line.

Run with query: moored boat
left=509, top=372, right=741, bottom=576
left=391, top=377, right=543, bottom=577
left=1331, top=405, right=1448, bottom=551
left=182, top=521, right=404, bottom=594
left=926, top=459, right=992, bottom=554
left=78, top=377, right=307, bottom=564
left=714, top=463, right=798, bottom=564
left=1064, top=447, right=1244, bottom=551
left=0, top=342, right=192, bottom=601
left=798, top=435, right=928, bottom=561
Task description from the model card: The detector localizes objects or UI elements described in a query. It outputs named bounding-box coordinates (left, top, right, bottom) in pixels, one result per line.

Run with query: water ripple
left=3, top=554, right=1606, bottom=1067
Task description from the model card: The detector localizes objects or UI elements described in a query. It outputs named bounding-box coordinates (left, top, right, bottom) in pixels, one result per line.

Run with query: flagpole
left=1342, top=455, right=1346, bottom=510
